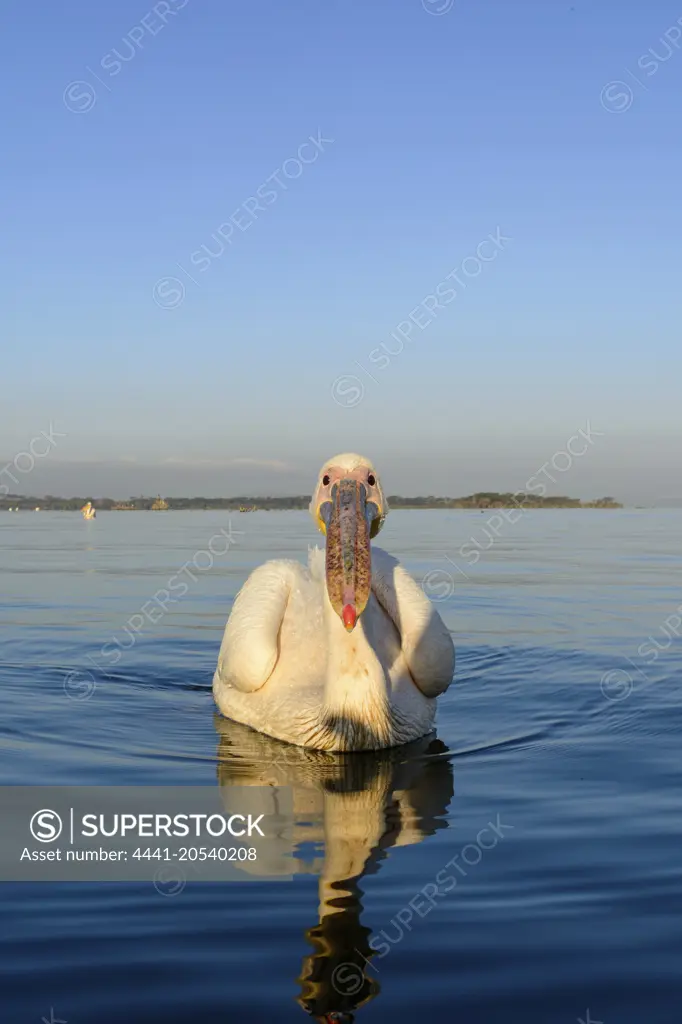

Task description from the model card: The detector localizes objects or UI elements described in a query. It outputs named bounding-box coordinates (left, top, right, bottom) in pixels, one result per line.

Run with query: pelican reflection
left=215, top=716, right=454, bottom=1020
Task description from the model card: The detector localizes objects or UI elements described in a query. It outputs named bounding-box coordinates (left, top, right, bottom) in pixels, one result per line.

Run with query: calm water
left=2, top=509, right=681, bottom=1023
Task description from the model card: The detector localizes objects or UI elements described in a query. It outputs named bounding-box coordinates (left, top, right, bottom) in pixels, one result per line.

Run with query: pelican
left=213, top=454, right=455, bottom=751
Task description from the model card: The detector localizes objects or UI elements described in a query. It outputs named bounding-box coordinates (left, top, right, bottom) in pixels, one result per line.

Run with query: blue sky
left=3, top=0, right=681, bottom=502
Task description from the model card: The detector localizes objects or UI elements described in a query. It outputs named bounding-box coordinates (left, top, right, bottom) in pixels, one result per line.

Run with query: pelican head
left=310, top=454, right=388, bottom=633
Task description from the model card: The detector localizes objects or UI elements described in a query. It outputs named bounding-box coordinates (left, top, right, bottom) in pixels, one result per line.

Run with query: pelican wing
left=215, top=560, right=296, bottom=693
left=370, top=547, right=455, bottom=698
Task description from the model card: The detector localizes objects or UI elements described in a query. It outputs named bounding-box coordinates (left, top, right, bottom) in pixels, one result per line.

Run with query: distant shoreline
left=1, top=492, right=623, bottom=511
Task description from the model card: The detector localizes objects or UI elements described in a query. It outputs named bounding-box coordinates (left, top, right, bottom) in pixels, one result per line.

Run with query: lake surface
left=1, top=509, right=681, bottom=1023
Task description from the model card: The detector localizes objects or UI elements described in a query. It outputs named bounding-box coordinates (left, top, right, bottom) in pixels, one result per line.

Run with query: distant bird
left=213, top=454, right=455, bottom=751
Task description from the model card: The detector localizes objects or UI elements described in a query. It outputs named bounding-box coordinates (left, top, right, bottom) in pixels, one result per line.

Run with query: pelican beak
left=319, top=479, right=380, bottom=632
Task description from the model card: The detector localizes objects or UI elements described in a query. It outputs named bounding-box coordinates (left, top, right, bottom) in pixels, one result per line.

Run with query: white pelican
left=213, top=454, right=455, bottom=751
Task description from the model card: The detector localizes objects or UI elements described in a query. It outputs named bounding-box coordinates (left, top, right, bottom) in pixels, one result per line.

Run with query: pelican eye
left=367, top=474, right=375, bottom=486
left=322, top=474, right=330, bottom=486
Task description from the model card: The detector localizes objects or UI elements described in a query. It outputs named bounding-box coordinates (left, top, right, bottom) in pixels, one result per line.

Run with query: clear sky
left=3, top=0, right=681, bottom=503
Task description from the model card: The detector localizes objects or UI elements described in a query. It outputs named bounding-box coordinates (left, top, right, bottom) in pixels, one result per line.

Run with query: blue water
left=2, top=509, right=681, bottom=1022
